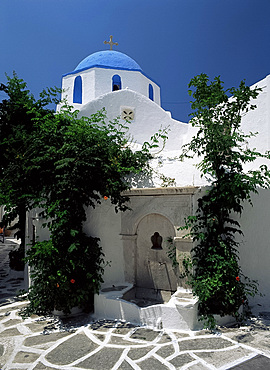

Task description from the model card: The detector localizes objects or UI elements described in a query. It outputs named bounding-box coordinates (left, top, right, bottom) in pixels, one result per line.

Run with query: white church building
left=28, top=39, right=270, bottom=329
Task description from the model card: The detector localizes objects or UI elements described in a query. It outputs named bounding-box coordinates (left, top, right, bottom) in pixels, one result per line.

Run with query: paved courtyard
left=1, top=238, right=270, bottom=369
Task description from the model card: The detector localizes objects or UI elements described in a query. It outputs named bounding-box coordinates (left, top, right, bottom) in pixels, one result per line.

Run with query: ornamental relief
left=121, top=106, right=135, bottom=121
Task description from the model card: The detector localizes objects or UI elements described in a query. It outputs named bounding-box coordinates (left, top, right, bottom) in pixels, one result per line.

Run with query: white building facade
left=29, top=46, right=270, bottom=327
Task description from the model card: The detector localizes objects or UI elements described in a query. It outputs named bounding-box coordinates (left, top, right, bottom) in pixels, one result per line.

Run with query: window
left=149, top=84, right=154, bottom=101
left=73, top=76, right=82, bottom=104
left=112, top=74, right=122, bottom=91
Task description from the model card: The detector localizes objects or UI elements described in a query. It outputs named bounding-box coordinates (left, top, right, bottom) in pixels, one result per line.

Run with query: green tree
left=0, top=73, right=59, bottom=267
left=181, top=74, right=270, bottom=328
left=0, top=73, right=161, bottom=315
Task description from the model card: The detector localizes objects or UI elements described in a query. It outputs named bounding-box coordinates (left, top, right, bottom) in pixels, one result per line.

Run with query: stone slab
left=77, top=347, right=124, bottom=369
left=0, top=327, right=21, bottom=337
left=109, top=335, right=146, bottom=346
left=169, top=353, right=196, bottom=368
left=156, top=344, right=175, bottom=358
left=45, top=333, right=98, bottom=365
left=158, top=332, right=174, bottom=343
left=229, top=354, right=270, bottom=369
left=118, top=360, right=134, bottom=369
left=23, top=331, right=70, bottom=347
left=188, top=364, right=211, bottom=369
left=2, top=319, right=22, bottom=327
left=138, top=356, right=169, bottom=369
left=178, top=337, right=233, bottom=351
left=91, top=333, right=106, bottom=342
left=130, top=328, right=160, bottom=342
left=14, top=351, right=40, bottom=363
left=197, top=347, right=252, bottom=367
left=127, top=346, right=155, bottom=360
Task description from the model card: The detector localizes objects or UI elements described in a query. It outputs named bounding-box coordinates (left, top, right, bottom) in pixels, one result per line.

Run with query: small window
left=73, top=76, right=82, bottom=104
left=112, top=74, right=122, bottom=91
left=149, top=84, right=154, bottom=101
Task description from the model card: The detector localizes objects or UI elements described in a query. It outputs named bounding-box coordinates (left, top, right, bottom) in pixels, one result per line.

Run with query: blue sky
left=1, top=0, right=270, bottom=122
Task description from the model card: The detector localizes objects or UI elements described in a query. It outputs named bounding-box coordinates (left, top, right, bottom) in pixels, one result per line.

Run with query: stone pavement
left=0, top=238, right=25, bottom=307
left=1, top=239, right=270, bottom=369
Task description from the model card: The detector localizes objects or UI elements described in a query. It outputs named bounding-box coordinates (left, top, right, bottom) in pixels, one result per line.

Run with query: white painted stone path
left=1, top=239, right=270, bottom=369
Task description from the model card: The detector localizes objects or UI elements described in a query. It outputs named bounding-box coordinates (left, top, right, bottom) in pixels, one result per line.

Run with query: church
left=56, top=36, right=203, bottom=188
left=27, top=37, right=270, bottom=329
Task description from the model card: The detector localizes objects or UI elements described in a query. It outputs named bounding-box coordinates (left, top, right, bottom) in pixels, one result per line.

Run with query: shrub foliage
left=0, top=73, right=159, bottom=315
left=181, top=74, right=270, bottom=328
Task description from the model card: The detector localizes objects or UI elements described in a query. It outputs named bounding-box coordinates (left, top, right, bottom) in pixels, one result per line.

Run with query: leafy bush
left=23, top=235, right=104, bottom=315
left=0, top=74, right=166, bottom=316
left=180, top=74, right=270, bottom=328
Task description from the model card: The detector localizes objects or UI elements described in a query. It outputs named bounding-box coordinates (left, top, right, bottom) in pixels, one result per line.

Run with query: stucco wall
left=82, top=187, right=200, bottom=289
left=59, top=72, right=270, bottom=189
left=234, top=188, right=270, bottom=310
left=241, top=75, right=270, bottom=154
left=83, top=201, right=124, bottom=285
left=61, top=69, right=95, bottom=106
left=59, top=67, right=160, bottom=108
left=76, top=89, right=205, bottom=187
left=77, top=89, right=188, bottom=147
left=94, top=68, right=160, bottom=105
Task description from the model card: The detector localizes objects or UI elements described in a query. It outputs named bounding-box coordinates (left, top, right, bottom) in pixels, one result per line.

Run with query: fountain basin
left=94, top=284, right=201, bottom=330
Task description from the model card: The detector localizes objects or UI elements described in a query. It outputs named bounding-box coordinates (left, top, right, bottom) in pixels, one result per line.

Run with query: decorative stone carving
left=121, top=106, right=134, bottom=121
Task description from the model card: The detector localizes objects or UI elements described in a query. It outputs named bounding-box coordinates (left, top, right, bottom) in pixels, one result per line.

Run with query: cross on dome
left=104, top=35, right=118, bottom=50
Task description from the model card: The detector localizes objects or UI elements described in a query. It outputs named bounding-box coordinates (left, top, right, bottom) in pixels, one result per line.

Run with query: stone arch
left=131, top=211, right=175, bottom=237
left=135, top=213, right=177, bottom=292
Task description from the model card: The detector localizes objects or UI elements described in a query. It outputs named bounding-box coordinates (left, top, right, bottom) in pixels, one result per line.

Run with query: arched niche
left=73, top=76, right=82, bottom=104
left=135, top=213, right=177, bottom=292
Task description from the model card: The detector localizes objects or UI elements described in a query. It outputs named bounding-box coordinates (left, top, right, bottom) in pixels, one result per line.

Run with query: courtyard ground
left=1, top=238, right=270, bottom=370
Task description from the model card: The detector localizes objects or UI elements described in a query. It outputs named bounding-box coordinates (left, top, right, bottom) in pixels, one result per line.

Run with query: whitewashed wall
left=53, top=69, right=270, bottom=313
left=60, top=67, right=160, bottom=108
left=76, top=88, right=204, bottom=187
left=234, top=188, right=270, bottom=312
left=83, top=186, right=270, bottom=312
left=83, top=201, right=124, bottom=285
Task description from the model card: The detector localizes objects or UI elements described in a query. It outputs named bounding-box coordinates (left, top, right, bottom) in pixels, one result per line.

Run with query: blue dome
left=74, top=50, right=142, bottom=72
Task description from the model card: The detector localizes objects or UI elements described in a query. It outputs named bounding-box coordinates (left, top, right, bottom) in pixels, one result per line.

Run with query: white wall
left=59, top=67, right=160, bottom=109
left=234, top=188, right=270, bottom=310
left=83, top=201, right=124, bottom=285
left=77, top=89, right=205, bottom=187
left=94, top=68, right=160, bottom=105
left=241, top=74, right=270, bottom=154
left=60, top=69, right=96, bottom=107
left=78, top=89, right=188, bottom=146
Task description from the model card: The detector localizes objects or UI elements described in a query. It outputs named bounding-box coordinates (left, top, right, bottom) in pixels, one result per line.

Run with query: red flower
left=56, top=283, right=60, bottom=288
left=70, top=279, right=75, bottom=284
left=104, top=196, right=108, bottom=200
left=236, top=276, right=240, bottom=281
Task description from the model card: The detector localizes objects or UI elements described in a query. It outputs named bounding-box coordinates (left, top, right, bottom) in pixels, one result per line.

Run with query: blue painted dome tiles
left=74, top=50, right=142, bottom=73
